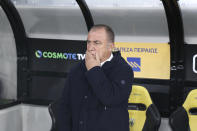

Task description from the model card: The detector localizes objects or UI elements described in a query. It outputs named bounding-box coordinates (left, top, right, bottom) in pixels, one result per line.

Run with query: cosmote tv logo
left=35, top=50, right=85, bottom=60
left=127, top=57, right=141, bottom=72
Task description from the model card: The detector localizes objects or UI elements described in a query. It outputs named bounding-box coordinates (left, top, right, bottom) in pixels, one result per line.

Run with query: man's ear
left=111, top=43, right=115, bottom=48
left=110, top=43, right=115, bottom=51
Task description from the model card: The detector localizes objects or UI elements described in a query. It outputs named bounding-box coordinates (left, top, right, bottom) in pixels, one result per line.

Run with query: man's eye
left=95, top=41, right=101, bottom=44
left=87, top=41, right=90, bottom=44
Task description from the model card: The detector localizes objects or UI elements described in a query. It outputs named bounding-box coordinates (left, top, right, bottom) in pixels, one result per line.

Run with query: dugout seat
left=128, top=85, right=161, bottom=131
left=48, top=100, right=59, bottom=131
left=169, top=89, right=197, bottom=131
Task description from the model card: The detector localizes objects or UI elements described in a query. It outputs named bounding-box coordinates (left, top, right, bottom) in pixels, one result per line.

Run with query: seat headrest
left=183, top=89, right=197, bottom=111
left=182, top=89, right=197, bottom=131
left=129, top=85, right=152, bottom=108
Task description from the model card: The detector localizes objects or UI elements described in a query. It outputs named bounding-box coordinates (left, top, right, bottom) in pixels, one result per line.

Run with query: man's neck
left=100, top=53, right=113, bottom=66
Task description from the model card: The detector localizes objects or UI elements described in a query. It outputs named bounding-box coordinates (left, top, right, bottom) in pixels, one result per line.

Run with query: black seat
left=48, top=100, right=60, bottom=131
left=169, top=107, right=190, bottom=131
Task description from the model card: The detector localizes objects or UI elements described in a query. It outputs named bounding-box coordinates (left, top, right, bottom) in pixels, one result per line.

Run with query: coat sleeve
left=57, top=75, right=72, bottom=131
left=85, top=65, right=133, bottom=106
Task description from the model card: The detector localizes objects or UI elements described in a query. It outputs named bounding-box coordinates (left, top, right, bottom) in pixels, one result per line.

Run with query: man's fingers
left=86, top=51, right=96, bottom=60
left=95, top=52, right=100, bottom=61
left=85, top=51, right=91, bottom=59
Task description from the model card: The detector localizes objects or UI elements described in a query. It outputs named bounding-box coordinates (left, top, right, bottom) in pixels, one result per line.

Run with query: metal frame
left=0, top=0, right=29, bottom=101
left=76, top=0, right=94, bottom=31
left=161, top=0, right=185, bottom=112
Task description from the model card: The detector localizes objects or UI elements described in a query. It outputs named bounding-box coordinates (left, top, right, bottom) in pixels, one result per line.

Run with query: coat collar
left=100, top=53, right=113, bottom=66
left=102, top=51, right=121, bottom=69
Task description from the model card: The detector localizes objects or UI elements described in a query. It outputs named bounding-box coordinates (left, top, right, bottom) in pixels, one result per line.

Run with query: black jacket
left=57, top=51, right=134, bottom=131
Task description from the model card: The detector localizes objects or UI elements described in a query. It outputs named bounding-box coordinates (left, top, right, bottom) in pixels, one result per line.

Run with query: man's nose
left=87, top=43, right=95, bottom=51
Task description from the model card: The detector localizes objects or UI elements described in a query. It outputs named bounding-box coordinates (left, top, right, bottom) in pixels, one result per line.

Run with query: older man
left=57, top=24, right=133, bottom=131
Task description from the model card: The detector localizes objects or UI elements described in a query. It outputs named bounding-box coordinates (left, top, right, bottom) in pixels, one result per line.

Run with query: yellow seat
left=128, top=85, right=161, bottom=131
left=170, top=89, right=197, bottom=131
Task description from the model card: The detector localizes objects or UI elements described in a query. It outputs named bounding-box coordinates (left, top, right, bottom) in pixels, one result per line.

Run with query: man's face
left=86, top=28, right=114, bottom=63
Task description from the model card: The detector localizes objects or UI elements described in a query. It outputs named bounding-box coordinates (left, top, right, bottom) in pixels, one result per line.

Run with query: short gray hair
left=90, top=24, right=115, bottom=43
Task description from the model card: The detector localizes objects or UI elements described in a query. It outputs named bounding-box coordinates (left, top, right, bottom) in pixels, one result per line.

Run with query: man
left=57, top=24, right=134, bottom=131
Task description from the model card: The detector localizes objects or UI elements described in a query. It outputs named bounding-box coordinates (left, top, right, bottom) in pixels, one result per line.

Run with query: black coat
left=57, top=51, right=134, bottom=131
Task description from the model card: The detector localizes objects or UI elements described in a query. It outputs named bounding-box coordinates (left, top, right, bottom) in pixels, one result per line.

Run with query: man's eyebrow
left=86, top=40, right=102, bottom=44
left=93, top=40, right=101, bottom=43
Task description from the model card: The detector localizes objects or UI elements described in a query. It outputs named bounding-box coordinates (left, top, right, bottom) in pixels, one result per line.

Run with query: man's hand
left=85, top=51, right=100, bottom=70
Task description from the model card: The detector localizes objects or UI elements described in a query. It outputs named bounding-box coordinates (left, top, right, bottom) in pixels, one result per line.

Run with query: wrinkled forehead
left=87, top=28, right=108, bottom=41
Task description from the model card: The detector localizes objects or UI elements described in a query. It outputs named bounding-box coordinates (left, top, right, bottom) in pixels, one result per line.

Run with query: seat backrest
left=48, top=100, right=59, bottom=131
left=183, top=89, right=197, bottom=131
left=169, top=107, right=189, bottom=131
left=128, top=85, right=161, bottom=131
